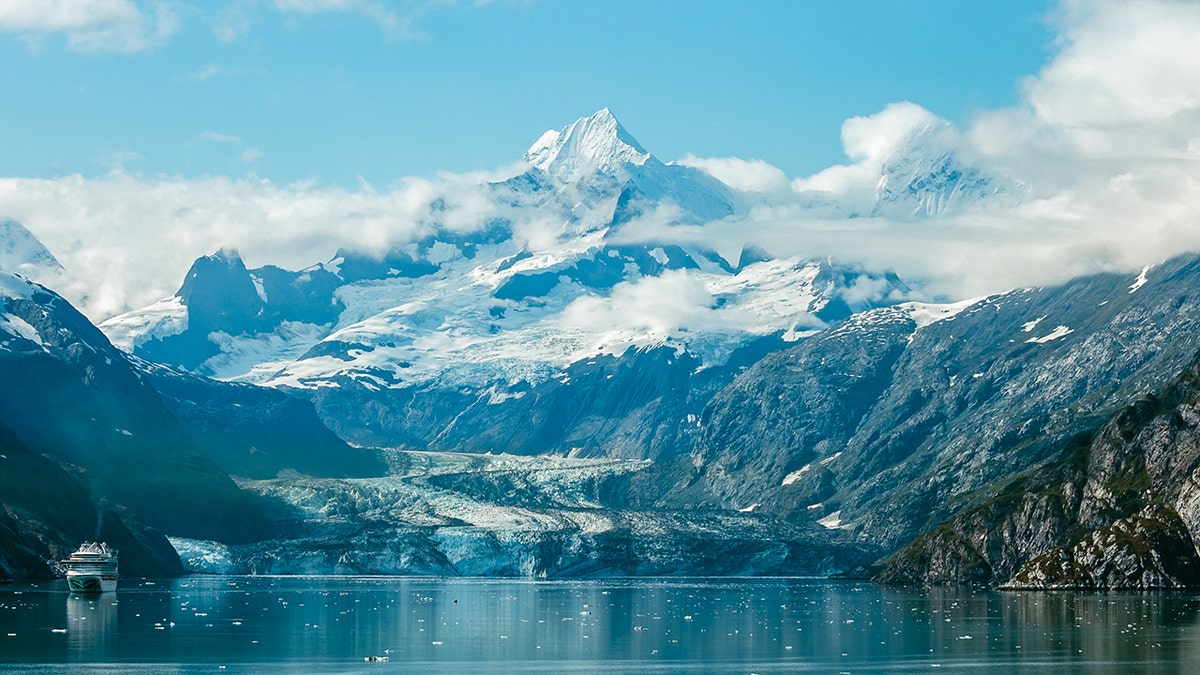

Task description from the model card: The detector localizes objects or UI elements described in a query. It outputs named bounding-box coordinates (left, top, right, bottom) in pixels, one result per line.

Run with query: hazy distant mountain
left=868, top=116, right=1022, bottom=219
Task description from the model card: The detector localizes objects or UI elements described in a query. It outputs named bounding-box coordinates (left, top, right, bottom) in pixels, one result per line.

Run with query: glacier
left=169, top=449, right=871, bottom=577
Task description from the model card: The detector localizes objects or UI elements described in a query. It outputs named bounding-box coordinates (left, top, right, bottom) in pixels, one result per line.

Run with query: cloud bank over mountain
left=2, top=0, right=1199, bottom=318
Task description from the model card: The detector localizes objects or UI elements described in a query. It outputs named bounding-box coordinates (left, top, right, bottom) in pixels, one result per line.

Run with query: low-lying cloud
left=3, top=0, right=1200, bottom=319
left=671, top=0, right=1200, bottom=298
left=0, top=170, right=515, bottom=318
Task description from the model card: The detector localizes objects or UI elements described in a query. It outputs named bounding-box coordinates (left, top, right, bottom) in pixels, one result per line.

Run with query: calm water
left=1, top=576, right=1199, bottom=673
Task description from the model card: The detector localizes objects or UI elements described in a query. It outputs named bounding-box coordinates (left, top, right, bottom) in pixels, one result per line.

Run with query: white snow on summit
left=260, top=254, right=846, bottom=391
left=102, top=296, right=187, bottom=351
left=103, top=108, right=984, bottom=392
left=793, top=103, right=1023, bottom=220
left=0, top=271, right=40, bottom=301
left=0, top=219, right=63, bottom=281
left=525, top=108, right=651, bottom=180
left=0, top=219, right=60, bottom=275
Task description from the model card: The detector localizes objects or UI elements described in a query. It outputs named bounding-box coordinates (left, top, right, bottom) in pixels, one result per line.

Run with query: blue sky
left=0, top=0, right=1052, bottom=186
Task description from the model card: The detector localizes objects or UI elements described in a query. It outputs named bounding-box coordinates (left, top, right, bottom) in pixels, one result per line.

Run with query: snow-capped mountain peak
left=525, top=108, right=653, bottom=180
left=514, top=108, right=736, bottom=226
left=0, top=218, right=63, bottom=276
left=872, top=119, right=1024, bottom=219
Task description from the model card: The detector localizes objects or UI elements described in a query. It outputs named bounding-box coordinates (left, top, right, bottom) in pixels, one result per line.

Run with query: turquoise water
left=1, top=576, right=1199, bottom=673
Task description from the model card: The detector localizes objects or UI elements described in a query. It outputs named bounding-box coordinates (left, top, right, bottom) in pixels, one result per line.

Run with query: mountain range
left=2, top=109, right=1197, bottom=588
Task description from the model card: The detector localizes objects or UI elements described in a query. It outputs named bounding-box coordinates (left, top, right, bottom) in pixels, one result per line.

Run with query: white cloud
left=559, top=270, right=728, bottom=340
left=97, top=148, right=146, bottom=172
left=674, top=154, right=790, bottom=194
left=738, top=0, right=1200, bottom=297
left=0, top=0, right=140, bottom=31
left=970, top=1, right=1200, bottom=173
left=189, top=63, right=222, bottom=81
left=200, top=130, right=242, bottom=144
left=791, top=102, right=954, bottom=199
left=213, top=0, right=253, bottom=42
left=0, top=0, right=179, bottom=52
left=0, top=169, right=516, bottom=320
left=188, top=63, right=268, bottom=81
left=239, top=147, right=264, bottom=162
left=1026, top=1, right=1200, bottom=133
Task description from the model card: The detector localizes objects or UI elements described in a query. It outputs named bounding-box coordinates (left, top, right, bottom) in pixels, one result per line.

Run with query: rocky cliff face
left=676, top=306, right=918, bottom=514
left=136, top=357, right=386, bottom=479
left=879, top=348, right=1200, bottom=589
left=652, top=254, right=1200, bottom=589
left=0, top=272, right=390, bottom=579
left=1008, top=505, right=1200, bottom=589
left=0, top=273, right=276, bottom=555
left=0, top=421, right=182, bottom=581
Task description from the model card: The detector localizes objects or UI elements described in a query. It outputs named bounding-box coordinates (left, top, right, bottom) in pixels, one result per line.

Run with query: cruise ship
left=61, top=542, right=118, bottom=593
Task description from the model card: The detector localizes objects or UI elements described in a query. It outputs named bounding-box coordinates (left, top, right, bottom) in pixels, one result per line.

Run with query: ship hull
left=67, top=573, right=117, bottom=593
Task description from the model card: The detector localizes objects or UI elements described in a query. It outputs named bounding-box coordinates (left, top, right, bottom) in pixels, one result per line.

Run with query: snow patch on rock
left=1026, top=325, right=1074, bottom=344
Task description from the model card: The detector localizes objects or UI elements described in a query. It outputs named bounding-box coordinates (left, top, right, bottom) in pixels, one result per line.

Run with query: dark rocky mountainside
left=135, top=357, right=386, bottom=479
left=880, top=349, right=1200, bottom=589
left=309, top=335, right=788, bottom=463
left=0, top=272, right=380, bottom=580
left=0, top=273, right=271, bottom=577
left=14, top=247, right=1200, bottom=587
left=135, top=249, right=343, bottom=372
left=0, top=421, right=181, bottom=581
left=657, top=254, right=1200, bottom=588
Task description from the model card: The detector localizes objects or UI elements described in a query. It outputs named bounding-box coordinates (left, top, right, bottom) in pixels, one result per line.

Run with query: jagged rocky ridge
left=672, top=255, right=1200, bottom=588
left=0, top=271, right=383, bottom=580
left=880, top=348, right=1200, bottom=589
